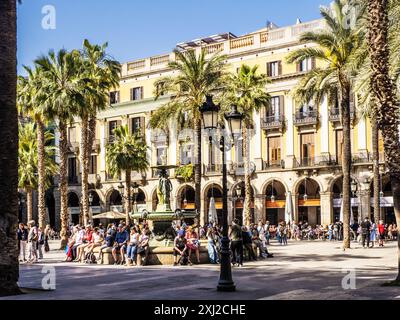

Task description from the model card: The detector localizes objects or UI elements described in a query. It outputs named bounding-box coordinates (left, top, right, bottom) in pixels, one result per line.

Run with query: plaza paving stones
left=1, top=240, right=399, bottom=300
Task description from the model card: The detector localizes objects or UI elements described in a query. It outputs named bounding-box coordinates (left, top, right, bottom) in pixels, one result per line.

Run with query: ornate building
left=53, top=18, right=394, bottom=229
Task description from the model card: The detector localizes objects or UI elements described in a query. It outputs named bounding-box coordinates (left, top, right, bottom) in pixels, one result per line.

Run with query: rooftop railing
left=122, top=19, right=325, bottom=77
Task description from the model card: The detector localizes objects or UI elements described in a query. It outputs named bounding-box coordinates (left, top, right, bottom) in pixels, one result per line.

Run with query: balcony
left=263, top=159, right=285, bottom=170
left=293, top=110, right=319, bottom=127
left=261, top=115, right=285, bottom=131
left=152, top=168, right=170, bottom=179
left=352, top=152, right=370, bottom=164
left=229, top=162, right=256, bottom=176
left=329, top=108, right=355, bottom=123
left=294, top=155, right=336, bottom=168
left=105, top=172, right=121, bottom=181
left=204, top=164, right=222, bottom=175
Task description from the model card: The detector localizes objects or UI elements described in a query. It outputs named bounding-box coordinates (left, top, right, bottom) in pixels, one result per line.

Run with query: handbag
left=137, top=246, right=146, bottom=254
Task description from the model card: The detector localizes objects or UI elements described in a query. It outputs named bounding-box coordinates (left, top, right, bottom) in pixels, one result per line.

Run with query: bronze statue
left=156, top=169, right=173, bottom=211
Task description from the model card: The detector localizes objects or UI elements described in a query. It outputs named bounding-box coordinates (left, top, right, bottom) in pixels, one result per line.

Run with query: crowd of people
left=17, top=221, right=54, bottom=263
left=17, top=216, right=398, bottom=266
left=65, top=222, right=151, bottom=266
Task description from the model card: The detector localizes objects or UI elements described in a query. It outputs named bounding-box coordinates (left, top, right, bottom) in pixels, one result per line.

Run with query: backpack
left=85, top=252, right=97, bottom=264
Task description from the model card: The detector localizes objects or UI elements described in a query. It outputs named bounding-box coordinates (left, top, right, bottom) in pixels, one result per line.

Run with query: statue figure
left=156, top=169, right=173, bottom=211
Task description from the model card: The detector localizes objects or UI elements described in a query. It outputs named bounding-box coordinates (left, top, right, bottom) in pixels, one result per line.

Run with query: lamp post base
left=217, top=282, right=236, bottom=292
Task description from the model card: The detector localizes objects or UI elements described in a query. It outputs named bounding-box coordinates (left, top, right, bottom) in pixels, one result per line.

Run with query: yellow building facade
left=62, top=19, right=394, bottom=227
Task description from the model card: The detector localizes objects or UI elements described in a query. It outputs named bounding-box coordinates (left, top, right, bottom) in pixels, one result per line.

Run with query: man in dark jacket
left=361, top=217, right=372, bottom=248
left=17, top=223, right=28, bottom=262
left=242, top=226, right=256, bottom=261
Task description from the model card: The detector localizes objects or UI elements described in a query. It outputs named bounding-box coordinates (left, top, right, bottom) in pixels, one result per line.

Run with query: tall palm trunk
left=340, top=79, right=352, bottom=249
left=26, top=188, right=33, bottom=222
left=80, top=117, right=90, bottom=225
left=372, top=117, right=381, bottom=221
left=59, top=121, right=69, bottom=249
left=125, top=168, right=132, bottom=226
left=37, top=120, right=46, bottom=229
left=194, top=117, right=202, bottom=215
left=0, top=0, right=20, bottom=296
left=368, top=0, right=400, bottom=282
left=243, top=126, right=252, bottom=226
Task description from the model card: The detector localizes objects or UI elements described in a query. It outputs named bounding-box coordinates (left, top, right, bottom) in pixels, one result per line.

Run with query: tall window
left=268, top=136, right=281, bottom=165
left=109, top=91, right=120, bottom=104
left=298, top=57, right=315, bottom=72
left=108, top=120, right=119, bottom=142
left=267, top=61, right=282, bottom=77
left=268, top=96, right=284, bottom=120
left=131, top=117, right=145, bottom=136
left=156, top=147, right=167, bottom=165
left=89, top=155, right=97, bottom=174
left=180, top=142, right=194, bottom=165
left=235, top=137, right=244, bottom=163
left=68, top=157, right=77, bottom=182
left=300, top=133, right=315, bottom=161
left=130, top=87, right=143, bottom=101
left=68, top=127, right=76, bottom=143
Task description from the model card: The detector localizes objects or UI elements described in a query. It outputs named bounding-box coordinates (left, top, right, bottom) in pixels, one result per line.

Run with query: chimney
left=296, top=18, right=302, bottom=24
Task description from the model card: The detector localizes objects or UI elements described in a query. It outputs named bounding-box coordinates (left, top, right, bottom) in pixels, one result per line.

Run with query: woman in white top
left=86, top=227, right=104, bottom=255
left=126, top=228, right=139, bottom=266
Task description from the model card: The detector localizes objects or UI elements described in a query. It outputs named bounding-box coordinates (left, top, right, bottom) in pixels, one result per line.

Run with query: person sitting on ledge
left=97, top=230, right=114, bottom=264
left=137, top=228, right=150, bottom=266
left=112, top=224, right=129, bottom=265
left=185, top=226, right=200, bottom=265
left=173, top=230, right=188, bottom=266
left=126, top=227, right=139, bottom=266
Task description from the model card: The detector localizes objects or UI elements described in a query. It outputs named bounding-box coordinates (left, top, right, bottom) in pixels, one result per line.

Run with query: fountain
left=131, top=164, right=198, bottom=247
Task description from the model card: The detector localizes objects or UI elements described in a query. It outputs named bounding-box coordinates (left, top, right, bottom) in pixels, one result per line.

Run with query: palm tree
left=223, top=64, right=270, bottom=226
left=367, top=0, right=400, bottom=283
left=77, top=40, right=121, bottom=226
left=106, top=125, right=149, bottom=225
left=286, top=0, right=363, bottom=249
left=17, top=67, right=49, bottom=230
left=34, top=49, right=84, bottom=249
left=0, top=0, right=20, bottom=296
left=18, top=123, right=58, bottom=222
left=150, top=49, right=227, bottom=214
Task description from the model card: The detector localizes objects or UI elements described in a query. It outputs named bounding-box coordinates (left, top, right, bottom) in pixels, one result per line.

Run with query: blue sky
left=17, top=0, right=332, bottom=74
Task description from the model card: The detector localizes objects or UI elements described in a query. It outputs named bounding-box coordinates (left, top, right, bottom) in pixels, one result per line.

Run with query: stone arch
left=88, top=189, right=101, bottom=207
left=203, top=183, right=223, bottom=225
left=67, top=191, right=80, bottom=207
left=176, top=183, right=195, bottom=210
left=261, top=178, right=289, bottom=197
left=292, top=176, right=323, bottom=195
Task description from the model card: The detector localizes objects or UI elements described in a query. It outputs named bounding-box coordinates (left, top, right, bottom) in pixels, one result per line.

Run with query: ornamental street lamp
left=351, top=180, right=358, bottom=196
left=270, top=179, right=276, bottom=203
left=88, top=192, right=94, bottom=206
left=200, top=95, right=243, bottom=292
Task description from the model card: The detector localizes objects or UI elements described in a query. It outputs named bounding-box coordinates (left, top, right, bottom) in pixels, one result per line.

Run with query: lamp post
left=200, top=95, right=243, bottom=292
left=118, top=181, right=140, bottom=220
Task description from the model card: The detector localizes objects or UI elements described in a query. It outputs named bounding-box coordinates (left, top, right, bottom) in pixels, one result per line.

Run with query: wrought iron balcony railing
left=263, top=159, right=285, bottom=170
left=261, top=115, right=285, bottom=130
left=293, top=110, right=319, bottom=126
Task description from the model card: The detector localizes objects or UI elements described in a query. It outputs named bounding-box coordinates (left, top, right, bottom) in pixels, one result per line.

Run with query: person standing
left=17, top=223, right=28, bottom=262
left=370, top=221, right=377, bottom=248
left=378, top=220, right=386, bottom=247
left=361, top=217, right=372, bottom=248
left=27, top=220, right=38, bottom=263
left=242, top=226, right=256, bottom=261
left=44, top=224, right=51, bottom=252
left=37, top=227, right=45, bottom=260
left=229, top=219, right=243, bottom=267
